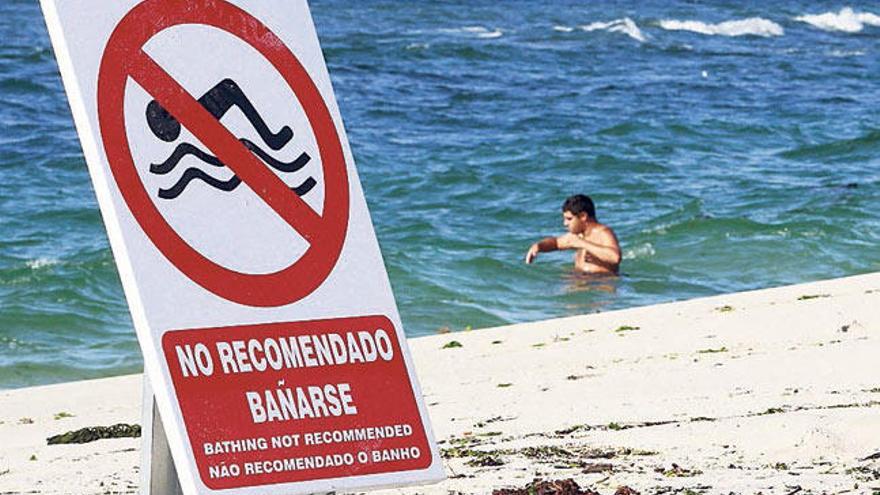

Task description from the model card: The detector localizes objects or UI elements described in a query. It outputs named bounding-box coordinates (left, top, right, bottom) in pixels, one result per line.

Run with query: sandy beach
left=1, top=272, right=879, bottom=494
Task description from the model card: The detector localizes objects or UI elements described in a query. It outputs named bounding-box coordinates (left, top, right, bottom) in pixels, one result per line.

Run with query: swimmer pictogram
left=146, top=78, right=315, bottom=200
left=96, top=0, right=350, bottom=307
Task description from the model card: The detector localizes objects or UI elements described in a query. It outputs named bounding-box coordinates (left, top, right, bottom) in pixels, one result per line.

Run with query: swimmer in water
left=525, top=194, right=621, bottom=275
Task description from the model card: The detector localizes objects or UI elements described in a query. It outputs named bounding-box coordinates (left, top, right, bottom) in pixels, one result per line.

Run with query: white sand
left=1, top=273, right=879, bottom=494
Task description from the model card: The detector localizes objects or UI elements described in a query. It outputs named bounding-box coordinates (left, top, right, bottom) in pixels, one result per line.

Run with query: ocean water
left=1, top=0, right=879, bottom=389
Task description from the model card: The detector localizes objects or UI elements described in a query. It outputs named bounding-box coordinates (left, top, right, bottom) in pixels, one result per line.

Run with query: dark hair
left=562, top=194, right=596, bottom=220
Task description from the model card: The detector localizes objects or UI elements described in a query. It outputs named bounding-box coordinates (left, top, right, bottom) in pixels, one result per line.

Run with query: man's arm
left=524, top=237, right=558, bottom=264
left=557, top=227, right=621, bottom=269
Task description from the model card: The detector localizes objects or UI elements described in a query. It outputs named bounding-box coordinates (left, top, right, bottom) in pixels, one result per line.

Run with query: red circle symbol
left=97, top=0, right=349, bottom=307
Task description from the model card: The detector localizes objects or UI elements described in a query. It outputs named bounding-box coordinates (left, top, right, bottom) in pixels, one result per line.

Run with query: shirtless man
left=525, top=194, right=621, bottom=275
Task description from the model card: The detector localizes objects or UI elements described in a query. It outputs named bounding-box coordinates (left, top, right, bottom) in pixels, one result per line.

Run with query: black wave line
left=292, top=177, right=317, bottom=196
left=158, top=168, right=241, bottom=199
left=241, top=139, right=311, bottom=173
left=158, top=168, right=317, bottom=200
left=151, top=141, right=310, bottom=175
left=151, top=143, right=223, bottom=174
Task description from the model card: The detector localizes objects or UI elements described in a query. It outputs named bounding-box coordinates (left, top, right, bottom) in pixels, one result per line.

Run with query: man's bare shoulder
left=590, top=223, right=617, bottom=238
left=588, top=223, right=620, bottom=250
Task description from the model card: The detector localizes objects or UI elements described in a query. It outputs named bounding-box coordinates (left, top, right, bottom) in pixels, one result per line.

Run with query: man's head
left=561, top=194, right=596, bottom=234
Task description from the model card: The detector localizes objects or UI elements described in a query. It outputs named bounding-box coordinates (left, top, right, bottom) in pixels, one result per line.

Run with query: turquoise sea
left=1, top=1, right=879, bottom=388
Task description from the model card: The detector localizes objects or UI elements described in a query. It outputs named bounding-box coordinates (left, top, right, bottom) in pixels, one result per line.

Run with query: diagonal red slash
left=127, top=49, right=322, bottom=243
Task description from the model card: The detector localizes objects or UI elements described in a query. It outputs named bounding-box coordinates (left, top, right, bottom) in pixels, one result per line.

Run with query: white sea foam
left=579, top=17, right=647, bottom=43
left=829, top=49, right=866, bottom=57
left=623, top=243, right=656, bottom=260
left=658, top=17, right=784, bottom=37
left=553, top=25, right=575, bottom=33
left=441, top=26, right=503, bottom=39
left=26, top=257, right=58, bottom=270
left=795, top=7, right=880, bottom=33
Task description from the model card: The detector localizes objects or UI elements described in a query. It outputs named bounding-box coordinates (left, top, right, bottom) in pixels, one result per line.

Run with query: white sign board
left=40, top=0, right=444, bottom=493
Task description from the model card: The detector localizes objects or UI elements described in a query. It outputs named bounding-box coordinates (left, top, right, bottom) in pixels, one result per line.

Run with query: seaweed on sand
left=493, top=478, right=600, bottom=495
left=47, top=423, right=141, bottom=445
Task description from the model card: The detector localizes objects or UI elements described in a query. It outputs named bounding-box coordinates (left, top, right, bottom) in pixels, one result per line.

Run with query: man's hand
left=525, top=237, right=558, bottom=264
left=525, top=243, right=540, bottom=264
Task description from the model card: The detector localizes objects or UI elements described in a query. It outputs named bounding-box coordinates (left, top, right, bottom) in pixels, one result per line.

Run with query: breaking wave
left=25, top=258, right=58, bottom=270
left=579, top=17, right=647, bottom=42
left=794, top=7, right=880, bottom=33
left=623, top=243, right=656, bottom=260
left=828, top=49, right=866, bottom=57
left=658, top=17, right=784, bottom=37
left=440, top=26, right=503, bottom=39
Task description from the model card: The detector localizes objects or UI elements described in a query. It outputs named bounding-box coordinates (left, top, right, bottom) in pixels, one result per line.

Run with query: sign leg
left=140, top=376, right=184, bottom=495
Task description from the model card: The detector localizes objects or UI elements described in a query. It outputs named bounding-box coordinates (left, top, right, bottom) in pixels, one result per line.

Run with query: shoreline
left=1, top=272, right=879, bottom=494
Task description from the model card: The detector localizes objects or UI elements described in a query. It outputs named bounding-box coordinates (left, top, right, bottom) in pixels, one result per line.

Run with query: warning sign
left=40, top=0, right=443, bottom=493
